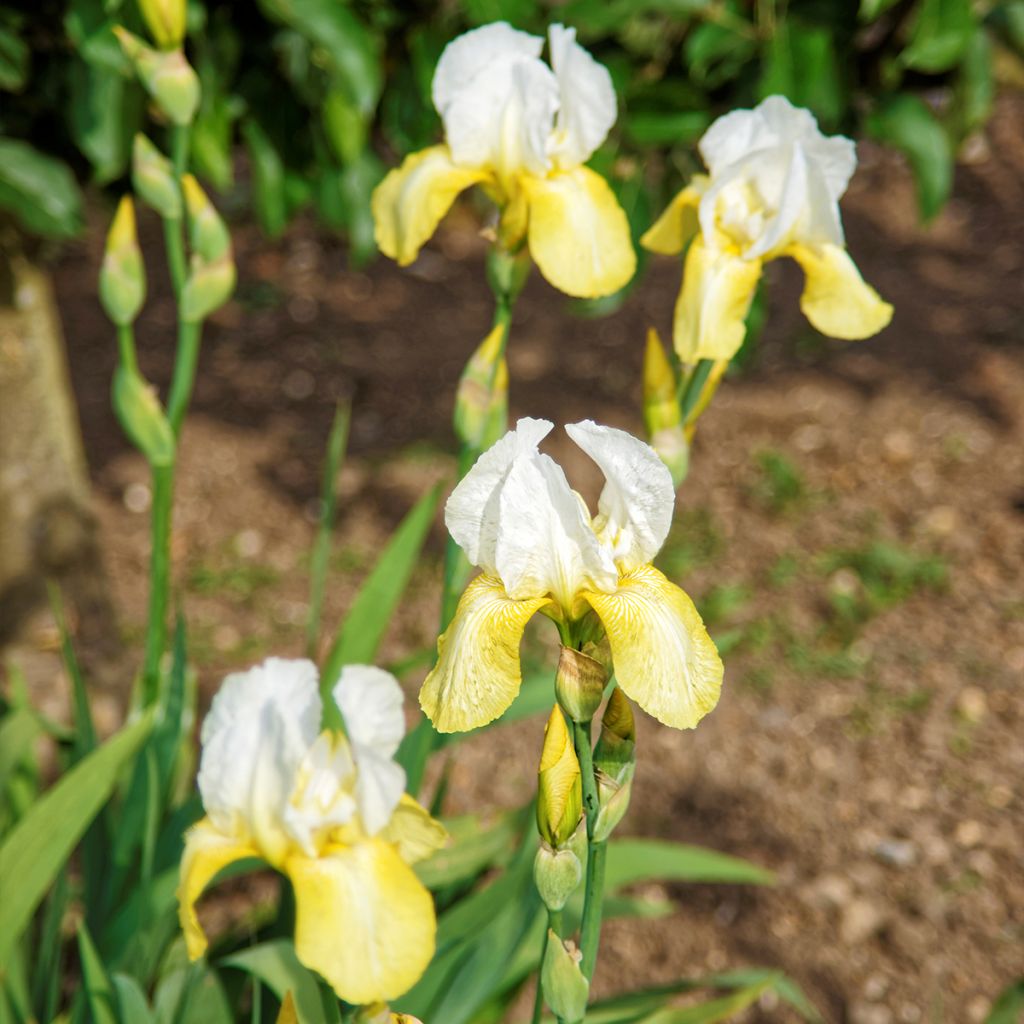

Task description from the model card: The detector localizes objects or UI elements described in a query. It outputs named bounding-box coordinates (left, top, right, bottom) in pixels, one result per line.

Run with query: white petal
left=698, top=106, right=778, bottom=178
left=432, top=22, right=543, bottom=115
left=744, top=139, right=809, bottom=258
left=802, top=131, right=856, bottom=202
left=198, top=658, right=321, bottom=855
left=446, top=417, right=553, bottom=572
left=566, top=420, right=674, bottom=570
left=354, top=752, right=407, bottom=836
left=493, top=448, right=617, bottom=608
left=282, top=733, right=357, bottom=857
left=547, top=24, right=616, bottom=166
left=333, top=664, right=406, bottom=757
left=442, top=55, right=557, bottom=177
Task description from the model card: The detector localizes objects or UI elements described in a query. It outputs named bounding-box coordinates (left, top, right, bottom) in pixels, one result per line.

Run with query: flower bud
left=115, top=28, right=199, bottom=126
left=180, top=256, right=235, bottom=322
left=555, top=645, right=607, bottom=723
left=533, top=842, right=582, bottom=911
left=138, top=0, right=186, bottom=49
left=454, top=324, right=507, bottom=450
left=182, top=174, right=230, bottom=262
left=132, top=134, right=182, bottom=219
left=593, top=767, right=634, bottom=842
left=275, top=992, right=298, bottom=1024
left=486, top=244, right=531, bottom=302
left=541, top=932, right=589, bottom=1022
left=536, top=706, right=582, bottom=849
left=643, top=328, right=689, bottom=486
left=593, top=687, right=636, bottom=775
left=112, top=364, right=175, bottom=467
left=99, top=197, right=146, bottom=326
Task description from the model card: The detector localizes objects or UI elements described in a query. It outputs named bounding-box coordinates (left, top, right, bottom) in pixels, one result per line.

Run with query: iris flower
left=372, top=21, right=635, bottom=298
left=420, top=418, right=722, bottom=732
left=178, top=659, right=445, bottom=1004
left=642, top=95, right=893, bottom=362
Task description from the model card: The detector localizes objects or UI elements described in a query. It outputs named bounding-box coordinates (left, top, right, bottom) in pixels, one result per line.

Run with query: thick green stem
left=166, top=319, right=201, bottom=439
left=116, top=323, right=138, bottom=374
left=572, top=718, right=606, bottom=983
left=140, top=463, right=173, bottom=706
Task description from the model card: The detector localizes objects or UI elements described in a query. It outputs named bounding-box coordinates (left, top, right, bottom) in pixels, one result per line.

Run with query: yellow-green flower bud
left=182, top=174, right=230, bottom=262
left=593, top=767, right=634, bottom=842
left=643, top=327, right=689, bottom=486
left=180, top=256, right=235, bottom=323
left=132, top=134, right=181, bottom=219
left=112, top=364, right=175, bottom=466
left=454, top=324, right=507, bottom=450
left=555, top=645, right=607, bottom=723
left=536, top=706, right=583, bottom=848
left=533, top=842, right=582, bottom=911
left=115, top=28, right=199, bottom=126
left=99, top=197, right=146, bottom=326
left=593, top=686, right=636, bottom=774
left=541, top=932, right=589, bottom=1022
left=138, top=0, right=186, bottom=49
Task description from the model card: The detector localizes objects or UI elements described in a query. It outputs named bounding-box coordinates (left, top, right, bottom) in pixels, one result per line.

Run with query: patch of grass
left=768, top=553, right=802, bottom=588
left=847, top=682, right=934, bottom=736
left=697, top=583, right=751, bottom=628
left=657, top=506, right=724, bottom=577
left=188, top=561, right=280, bottom=603
left=751, top=448, right=805, bottom=514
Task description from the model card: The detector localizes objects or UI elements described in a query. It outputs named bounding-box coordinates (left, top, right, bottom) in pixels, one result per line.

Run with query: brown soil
left=7, top=94, right=1024, bottom=1022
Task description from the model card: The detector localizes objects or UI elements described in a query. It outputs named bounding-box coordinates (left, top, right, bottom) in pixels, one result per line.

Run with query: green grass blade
left=604, top=839, right=775, bottom=889
left=113, top=974, right=158, bottom=1024
left=0, top=708, right=40, bottom=793
left=307, top=401, right=350, bottom=658
left=986, top=979, right=1024, bottom=1024
left=641, top=977, right=775, bottom=1023
left=47, top=582, right=96, bottom=760
left=31, top=868, right=68, bottom=1021
left=77, top=921, right=119, bottom=1024
left=221, top=941, right=329, bottom=1024
left=0, top=711, right=154, bottom=964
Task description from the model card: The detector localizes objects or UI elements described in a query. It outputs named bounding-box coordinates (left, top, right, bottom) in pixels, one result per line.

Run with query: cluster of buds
left=181, top=175, right=236, bottom=322
left=642, top=328, right=689, bottom=488
left=114, top=27, right=199, bottom=127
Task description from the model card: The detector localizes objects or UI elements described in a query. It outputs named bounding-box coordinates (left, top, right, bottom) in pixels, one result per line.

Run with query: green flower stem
left=166, top=319, right=201, bottom=439
left=678, top=358, right=713, bottom=420
left=531, top=907, right=565, bottom=1024
left=116, top=323, right=138, bottom=375
left=572, top=718, right=606, bottom=982
left=140, top=463, right=173, bottom=706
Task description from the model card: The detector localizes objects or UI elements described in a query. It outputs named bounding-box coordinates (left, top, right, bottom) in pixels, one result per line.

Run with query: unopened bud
left=541, top=932, right=589, bottom=1022
left=536, top=706, right=582, bottom=848
left=180, top=256, right=235, bottom=322
left=533, top=842, right=582, bottom=911
left=555, top=645, right=607, bottom=723
left=593, top=687, right=636, bottom=775
left=182, top=174, right=230, bottom=261
left=275, top=992, right=298, bottom=1024
left=115, top=28, right=199, bottom=126
left=112, top=364, right=175, bottom=466
left=132, top=134, right=181, bottom=219
left=99, top=197, right=146, bottom=325
left=593, top=767, right=634, bottom=842
left=138, top=0, right=186, bottom=49
left=454, top=324, right=507, bottom=449
left=643, top=328, right=689, bottom=486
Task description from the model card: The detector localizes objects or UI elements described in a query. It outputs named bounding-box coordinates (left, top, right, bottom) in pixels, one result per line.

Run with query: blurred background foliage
left=2, top=0, right=1023, bottom=261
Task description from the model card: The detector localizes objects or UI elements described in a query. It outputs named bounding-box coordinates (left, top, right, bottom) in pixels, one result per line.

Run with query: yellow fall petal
left=582, top=564, right=723, bottom=730
left=640, top=180, right=706, bottom=256
left=286, top=838, right=436, bottom=1004
left=419, top=574, right=549, bottom=733
left=522, top=165, right=636, bottom=299
left=673, top=235, right=762, bottom=363
left=372, top=145, right=489, bottom=266
left=381, top=794, right=448, bottom=865
left=178, top=818, right=260, bottom=961
left=785, top=242, right=894, bottom=340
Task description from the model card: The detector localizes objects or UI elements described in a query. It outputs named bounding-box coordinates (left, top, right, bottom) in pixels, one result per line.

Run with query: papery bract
left=419, top=418, right=723, bottom=732
left=642, top=95, right=892, bottom=362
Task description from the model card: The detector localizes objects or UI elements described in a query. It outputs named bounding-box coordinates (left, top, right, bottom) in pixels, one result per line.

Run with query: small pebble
left=955, top=820, right=984, bottom=848
left=841, top=899, right=887, bottom=944
left=875, top=839, right=917, bottom=868
left=234, top=528, right=264, bottom=559
left=124, top=481, right=151, bottom=513
left=957, top=687, right=987, bottom=723
left=864, top=972, right=889, bottom=1000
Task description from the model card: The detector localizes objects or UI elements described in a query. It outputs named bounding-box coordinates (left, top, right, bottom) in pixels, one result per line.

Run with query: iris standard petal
left=548, top=24, right=616, bottom=166
left=419, top=574, right=550, bottom=732
left=565, top=420, right=674, bottom=570
left=523, top=165, right=636, bottom=298
left=672, top=235, right=763, bottom=363
left=179, top=818, right=260, bottom=960
left=334, top=665, right=405, bottom=756
left=582, top=564, right=722, bottom=730
left=786, top=242, right=893, bottom=339
left=640, top=181, right=705, bottom=256
left=287, top=838, right=436, bottom=1004
left=371, top=145, right=489, bottom=266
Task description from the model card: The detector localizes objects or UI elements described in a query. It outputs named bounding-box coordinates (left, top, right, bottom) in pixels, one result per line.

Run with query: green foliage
left=751, top=448, right=805, bottom=515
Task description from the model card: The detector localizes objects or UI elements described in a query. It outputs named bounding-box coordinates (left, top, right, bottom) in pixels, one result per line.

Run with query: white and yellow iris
left=420, top=418, right=723, bottom=733
left=178, top=659, right=445, bottom=1004
left=372, top=21, right=635, bottom=299
left=642, top=95, right=893, bottom=362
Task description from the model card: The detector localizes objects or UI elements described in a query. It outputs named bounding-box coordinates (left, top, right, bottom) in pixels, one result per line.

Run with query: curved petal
left=419, top=574, right=550, bottom=732
left=672, top=235, right=762, bottom=363
left=383, top=794, right=448, bottom=865
left=582, top=564, right=722, bottom=730
left=565, top=420, right=674, bottom=570
left=523, top=166, right=636, bottom=298
left=446, top=417, right=553, bottom=572
left=333, top=665, right=405, bottom=755
left=785, top=242, right=893, bottom=339
left=198, top=658, right=320, bottom=852
left=287, top=838, right=436, bottom=1004
left=372, top=145, right=488, bottom=266
left=640, top=181, right=705, bottom=255
left=178, top=818, right=260, bottom=961
left=744, top=139, right=809, bottom=259
left=548, top=24, right=616, bottom=166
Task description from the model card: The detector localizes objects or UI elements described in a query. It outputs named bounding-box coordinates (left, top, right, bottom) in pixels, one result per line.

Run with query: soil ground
left=6, top=96, right=1024, bottom=1022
